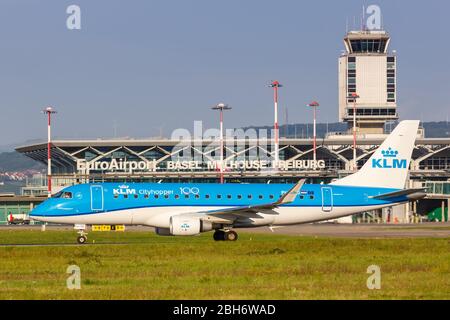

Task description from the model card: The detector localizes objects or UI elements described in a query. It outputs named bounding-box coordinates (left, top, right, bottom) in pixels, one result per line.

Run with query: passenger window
left=269, top=195, right=274, bottom=199
left=300, top=195, right=304, bottom=200
left=164, top=195, right=169, bottom=199
left=154, top=195, right=159, bottom=199
left=195, top=195, right=200, bottom=199
left=205, top=195, right=210, bottom=199
left=227, top=195, right=232, bottom=199
left=114, top=194, right=118, bottom=199
left=309, top=195, right=314, bottom=200
left=144, top=195, right=149, bottom=199
left=175, top=195, right=179, bottom=199
left=185, top=195, right=189, bottom=199
left=237, top=195, right=242, bottom=199
left=248, top=195, right=252, bottom=199
left=217, top=195, right=222, bottom=199
left=124, top=195, right=128, bottom=199
left=258, top=195, right=263, bottom=199
left=134, top=194, right=138, bottom=199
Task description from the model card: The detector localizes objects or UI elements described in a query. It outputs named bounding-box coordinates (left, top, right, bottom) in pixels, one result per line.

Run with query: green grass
left=380, top=226, right=450, bottom=231
left=0, top=230, right=449, bottom=300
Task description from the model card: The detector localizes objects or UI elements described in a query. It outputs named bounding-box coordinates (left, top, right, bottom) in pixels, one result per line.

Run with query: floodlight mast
left=307, top=101, right=320, bottom=166
left=268, top=81, right=283, bottom=167
left=347, top=93, right=360, bottom=170
left=42, top=107, right=57, bottom=198
left=211, top=103, right=231, bottom=184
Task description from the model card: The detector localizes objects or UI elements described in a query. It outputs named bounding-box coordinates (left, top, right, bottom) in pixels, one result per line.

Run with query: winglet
left=275, top=179, right=305, bottom=205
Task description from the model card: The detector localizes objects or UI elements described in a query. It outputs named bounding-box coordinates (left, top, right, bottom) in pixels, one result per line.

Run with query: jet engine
left=166, top=215, right=213, bottom=236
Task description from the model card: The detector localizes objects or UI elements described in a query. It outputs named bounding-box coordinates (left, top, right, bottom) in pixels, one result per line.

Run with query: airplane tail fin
left=331, top=120, right=419, bottom=189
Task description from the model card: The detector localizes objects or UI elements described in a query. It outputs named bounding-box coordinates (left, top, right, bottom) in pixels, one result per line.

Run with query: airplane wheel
left=213, top=230, right=224, bottom=241
left=225, top=230, right=238, bottom=241
left=77, top=235, right=87, bottom=244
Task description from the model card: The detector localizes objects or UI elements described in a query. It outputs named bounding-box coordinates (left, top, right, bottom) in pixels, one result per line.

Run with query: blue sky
left=0, top=0, right=449, bottom=146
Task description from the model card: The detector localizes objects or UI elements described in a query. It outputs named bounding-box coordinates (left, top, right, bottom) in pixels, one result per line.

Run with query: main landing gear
left=213, top=229, right=238, bottom=241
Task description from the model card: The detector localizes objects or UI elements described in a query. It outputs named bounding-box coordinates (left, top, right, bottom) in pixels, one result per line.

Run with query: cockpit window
left=53, top=191, right=72, bottom=199
left=62, top=192, right=73, bottom=199
left=52, top=191, right=63, bottom=198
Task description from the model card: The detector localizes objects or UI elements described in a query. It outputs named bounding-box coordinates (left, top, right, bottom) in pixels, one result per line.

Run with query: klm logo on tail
left=372, top=148, right=407, bottom=169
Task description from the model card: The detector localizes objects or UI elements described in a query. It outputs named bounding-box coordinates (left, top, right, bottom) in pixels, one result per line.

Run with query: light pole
left=307, top=101, right=320, bottom=167
left=347, top=93, right=359, bottom=170
left=211, top=103, right=231, bottom=184
left=268, top=81, right=282, bottom=166
left=42, top=107, right=57, bottom=198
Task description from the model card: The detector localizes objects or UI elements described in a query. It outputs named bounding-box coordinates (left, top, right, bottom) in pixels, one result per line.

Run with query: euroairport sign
left=76, top=159, right=326, bottom=173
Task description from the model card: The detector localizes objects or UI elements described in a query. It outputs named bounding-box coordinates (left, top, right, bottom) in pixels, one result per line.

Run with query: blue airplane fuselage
left=30, top=182, right=406, bottom=228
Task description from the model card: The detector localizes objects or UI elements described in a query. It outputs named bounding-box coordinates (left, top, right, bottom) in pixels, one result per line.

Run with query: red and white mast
left=269, top=81, right=282, bottom=166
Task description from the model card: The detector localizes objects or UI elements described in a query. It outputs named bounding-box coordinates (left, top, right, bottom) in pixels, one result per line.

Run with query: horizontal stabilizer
left=370, top=188, right=427, bottom=200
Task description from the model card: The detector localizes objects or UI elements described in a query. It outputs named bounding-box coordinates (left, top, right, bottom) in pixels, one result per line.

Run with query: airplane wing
left=178, top=179, right=306, bottom=223
left=370, top=188, right=427, bottom=200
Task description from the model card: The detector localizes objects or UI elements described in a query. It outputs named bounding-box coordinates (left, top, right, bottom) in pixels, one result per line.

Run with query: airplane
left=30, top=120, right=426, bottom=244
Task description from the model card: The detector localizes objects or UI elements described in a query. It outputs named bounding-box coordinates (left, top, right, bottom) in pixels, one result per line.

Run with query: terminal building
left=6, top=26, right=450, bottom=225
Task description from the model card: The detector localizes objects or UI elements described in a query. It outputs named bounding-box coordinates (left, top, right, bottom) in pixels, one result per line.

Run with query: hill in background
left=0, top=151, right=45, bottom=172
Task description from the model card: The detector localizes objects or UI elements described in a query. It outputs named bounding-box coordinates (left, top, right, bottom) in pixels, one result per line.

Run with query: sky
left=0, top=0, right=449, bottom=147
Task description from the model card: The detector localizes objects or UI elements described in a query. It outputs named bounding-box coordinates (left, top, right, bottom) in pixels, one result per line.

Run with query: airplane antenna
left=113, top=120, right=118, bottom=138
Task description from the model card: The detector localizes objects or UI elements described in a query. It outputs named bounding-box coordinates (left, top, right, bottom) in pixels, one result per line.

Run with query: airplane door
left=321, top=187, right=333, bottom=212
left=90, top=185, right=104, bottom=211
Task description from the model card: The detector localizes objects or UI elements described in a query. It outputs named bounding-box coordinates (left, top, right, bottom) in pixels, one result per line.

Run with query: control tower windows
left=350, top=39, right=387, bottom=53
left=347, top=57, right=357, bottom=99
left=387, top=56, right=396, bottom=102
left=348, top=108, right=396, bottom=116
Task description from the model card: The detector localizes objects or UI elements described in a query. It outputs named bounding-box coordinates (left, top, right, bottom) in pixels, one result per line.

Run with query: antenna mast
left=362, top=5, right=365, bottom=30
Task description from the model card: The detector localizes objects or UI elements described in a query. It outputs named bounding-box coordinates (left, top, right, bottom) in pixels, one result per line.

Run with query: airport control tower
left=338, top=29, right=398, bottom=134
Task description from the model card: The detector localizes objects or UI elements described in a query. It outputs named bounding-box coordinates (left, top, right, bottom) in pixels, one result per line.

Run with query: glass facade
left=347, top=108, right=397, bottom=116
left=387, top=56, right=396, bottom=102
left=347, top=57, right=356, bottom=101
left=350, top=39, right=387, bottom=53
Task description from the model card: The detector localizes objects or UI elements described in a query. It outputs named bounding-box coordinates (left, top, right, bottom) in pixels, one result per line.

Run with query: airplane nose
left=30, top=203, right=48, bottom=217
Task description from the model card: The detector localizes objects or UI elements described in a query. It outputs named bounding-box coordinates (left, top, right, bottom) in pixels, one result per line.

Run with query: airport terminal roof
left=15, top=137, right=450, bottom=153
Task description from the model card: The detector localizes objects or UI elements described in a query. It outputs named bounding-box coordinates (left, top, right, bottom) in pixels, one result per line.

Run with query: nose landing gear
left=213, top=229, right=238, bottom=241
left=75, top=224, right=88, bottom=244
left=77, top=234, right=87, bottom=244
